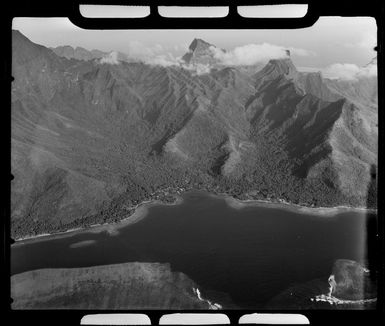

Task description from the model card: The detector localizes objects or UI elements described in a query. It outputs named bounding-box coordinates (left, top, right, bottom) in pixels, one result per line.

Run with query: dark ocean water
left=11, top=191, right=377, bottom=309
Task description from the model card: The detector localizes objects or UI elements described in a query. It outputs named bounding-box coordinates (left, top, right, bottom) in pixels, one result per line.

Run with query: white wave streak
left=311, top=294, right=377, bottom=305
left=192, top=288, right=222, bottom=310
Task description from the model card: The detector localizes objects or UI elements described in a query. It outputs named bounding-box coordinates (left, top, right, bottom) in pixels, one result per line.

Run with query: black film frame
left=1, top=1, right=384, bottom=325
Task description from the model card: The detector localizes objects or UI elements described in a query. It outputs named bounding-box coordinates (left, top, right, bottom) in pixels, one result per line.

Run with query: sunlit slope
left=11, top=30, right=377, bottom=237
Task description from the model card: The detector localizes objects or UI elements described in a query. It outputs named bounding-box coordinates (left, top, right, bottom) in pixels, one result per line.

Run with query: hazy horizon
left=13, top=16, right=377, bottom=79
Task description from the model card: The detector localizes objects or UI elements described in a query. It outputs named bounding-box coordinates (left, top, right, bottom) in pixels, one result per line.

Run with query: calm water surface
left=11, top=191, right=376, bottom=308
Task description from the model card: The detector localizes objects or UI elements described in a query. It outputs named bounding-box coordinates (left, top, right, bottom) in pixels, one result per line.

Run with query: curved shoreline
left=13, top=190, right=376, bottom=245
left=221, top=194, right=376, bottom=216
left=13, top=195, right=184, bottom=245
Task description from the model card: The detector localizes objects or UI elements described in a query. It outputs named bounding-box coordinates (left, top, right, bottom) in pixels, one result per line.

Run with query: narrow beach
left=13, top=195, right=184, bottom=245
left=223, top=194, right=375, bottom=216
left=13, top=190, right=375, bottom=245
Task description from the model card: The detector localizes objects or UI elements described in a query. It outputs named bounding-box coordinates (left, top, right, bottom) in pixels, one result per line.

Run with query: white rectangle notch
left=79, top=5, right=150, bottom=18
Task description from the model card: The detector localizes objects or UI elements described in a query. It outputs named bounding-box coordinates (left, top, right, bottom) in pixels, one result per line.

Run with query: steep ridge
left=253, top=55, right=298, bottom=89
left=246, top=55, right=377, bottom=203
left=295, top=72, right=342, bottom=102
left=326, top=77, right=378, bottom=109
left=11, top=30, right=377, bottom=238
left=323, top=57, right=377, bottom=108
left=51, top=45, right=108, bottom=61
left=181, top=38, right=220, bottom=66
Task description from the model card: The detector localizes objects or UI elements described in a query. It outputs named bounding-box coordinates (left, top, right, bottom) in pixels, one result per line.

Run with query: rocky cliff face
left=181, top=38, right=220, bottom=66
left=11, top=30, right=378, bottom=238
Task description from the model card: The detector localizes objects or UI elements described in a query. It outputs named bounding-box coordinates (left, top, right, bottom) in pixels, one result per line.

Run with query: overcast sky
left=13, top=15, right=377, bottom=70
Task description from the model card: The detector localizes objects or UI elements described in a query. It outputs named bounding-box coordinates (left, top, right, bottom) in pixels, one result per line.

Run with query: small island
left=267, top=259, right=377, bottom=310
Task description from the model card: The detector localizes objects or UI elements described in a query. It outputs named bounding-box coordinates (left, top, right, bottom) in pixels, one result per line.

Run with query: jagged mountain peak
left=52, top=44, right=109, bottom=61
left=254, top=56, right=298, bottom=89
left=12, top=29, right=40, bottom=50
left=10, top=30, right=378, bottom=242
left=267, top=57, right=297, bottom=75
left=12, top=29, right=60, bottom=67
left=182, top=38, right=219, bottom=65
left=188, top=38, right=214, bottom=52
left=12, top=29, right=28, bottom=40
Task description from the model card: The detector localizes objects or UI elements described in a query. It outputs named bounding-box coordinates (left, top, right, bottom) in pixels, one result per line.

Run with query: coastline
left=221, top=194, right=376, bottom=216
left=13, top=195, right=184, bottom=245
left=13, top=190, right=376, bottom=244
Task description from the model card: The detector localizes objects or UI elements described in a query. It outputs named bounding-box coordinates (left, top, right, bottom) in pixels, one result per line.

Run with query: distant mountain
left=325, top=76, right=377, bottom=109
left=322, top=56, right=378, bottom=108
left=51, top=45, right=130, bottom=63
left=246, top=56, right=377, bottom=199
left=11, top=30, right=377, bottom=238
left=51, top=45, right=108, bottom=61
left=181, top=38, right=219, bottom=65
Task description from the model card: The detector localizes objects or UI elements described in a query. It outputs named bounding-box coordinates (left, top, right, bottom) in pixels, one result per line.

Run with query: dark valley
left=11, top=30, right=378, bottom=239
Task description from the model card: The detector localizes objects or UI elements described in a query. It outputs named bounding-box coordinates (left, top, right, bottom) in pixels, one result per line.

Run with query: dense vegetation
left=10, top=142, right=363, bottom=239
left=11, top=31, right=377, bottom=239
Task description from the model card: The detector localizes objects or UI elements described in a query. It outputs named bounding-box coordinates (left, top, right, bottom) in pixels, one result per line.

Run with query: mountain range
left=11, top=30, right=378, bottom=238
left=50, top=45, right=107, bottom=61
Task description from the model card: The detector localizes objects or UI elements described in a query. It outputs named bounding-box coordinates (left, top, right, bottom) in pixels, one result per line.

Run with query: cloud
left=99, top=41, right=314, bottom=71
left=209, top=43, right=313, bottom=66
left=125, top=41, right=153, bottom=60
left=100, top=51, right=120, bottom=64
left=181, top=63, right=211, bottom=75
left=122, top=42, right=186, bottom=67
left=322, top=62, right=377, bottom=81
left=173, top=43, right=189, bottom=53
left=358, top=33, right=377, bottom=50
left=297, top=66, right=322, bottom=73
left=287, top=47, right=316, bottom=57
left=345, top=32, right=377, bottom=50
left=147, top=53, right=179, bottom=67
left=97, top=41, right=182, bottom=67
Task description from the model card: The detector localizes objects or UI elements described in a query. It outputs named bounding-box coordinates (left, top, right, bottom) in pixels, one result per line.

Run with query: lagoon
left=11, top=190, right=377, bottom=308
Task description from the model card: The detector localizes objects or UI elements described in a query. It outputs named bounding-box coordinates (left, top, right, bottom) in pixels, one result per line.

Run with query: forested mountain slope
left=11, top=30, right=377, bottom=238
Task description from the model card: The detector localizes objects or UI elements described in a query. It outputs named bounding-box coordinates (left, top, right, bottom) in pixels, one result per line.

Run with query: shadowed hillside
left=11, top=30, right=378, bottom=238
